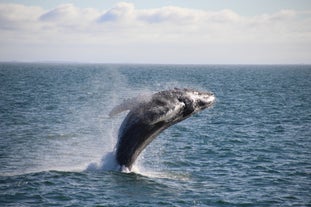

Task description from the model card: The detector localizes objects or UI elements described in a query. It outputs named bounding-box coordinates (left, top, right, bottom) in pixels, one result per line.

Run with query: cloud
left=39, top=4, right=80, bottom=22
left=0, top=2, right=310, bottom=63
left=1, top=2, right=309, bottom=40
left=0, top=3, right=43, bottom=30
left=98, top=2, right=134, bottom=22
left=137, top=6, right=203, bottom=24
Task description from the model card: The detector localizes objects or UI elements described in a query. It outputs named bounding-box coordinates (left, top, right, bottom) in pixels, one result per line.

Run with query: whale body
left=110, top=88, right=215, bottom=171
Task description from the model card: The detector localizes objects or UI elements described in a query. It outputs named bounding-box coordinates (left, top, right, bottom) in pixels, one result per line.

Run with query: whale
left=109, top=88, right=215, bottom=171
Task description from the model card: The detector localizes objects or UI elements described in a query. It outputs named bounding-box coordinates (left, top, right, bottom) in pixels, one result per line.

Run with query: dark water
left=0, top=63, right=310, bottom=206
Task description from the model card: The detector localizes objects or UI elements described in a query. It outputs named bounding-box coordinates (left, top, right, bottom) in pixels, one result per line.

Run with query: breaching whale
left=109, top=88, right=215, bottom=171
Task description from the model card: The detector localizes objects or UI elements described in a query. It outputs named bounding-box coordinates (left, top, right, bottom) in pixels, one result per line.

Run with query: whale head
left=187, top=89, right=215, bottom=110
left=176, top=88, right=215, bottom=116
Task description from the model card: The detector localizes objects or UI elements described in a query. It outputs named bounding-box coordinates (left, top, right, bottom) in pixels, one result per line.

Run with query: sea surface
left=0, top=63, right=310, bottom=206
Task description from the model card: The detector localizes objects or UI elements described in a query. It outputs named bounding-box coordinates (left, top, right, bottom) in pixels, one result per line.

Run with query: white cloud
left=0, top=3, right=43, bottom=30
left=137, top=6, right=203, bottom=24
left=98, top=2, right=135, bottom=22
left=0, top=2, right=310, bottom=63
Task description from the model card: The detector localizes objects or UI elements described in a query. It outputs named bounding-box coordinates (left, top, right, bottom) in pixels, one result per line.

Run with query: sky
left=0, top=0, right=310, bottom=64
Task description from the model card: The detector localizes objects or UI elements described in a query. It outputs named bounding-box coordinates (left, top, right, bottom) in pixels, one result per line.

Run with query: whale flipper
left=109, top=94, right=152, bottom=117
left=109, top=98, right=138, bottom=117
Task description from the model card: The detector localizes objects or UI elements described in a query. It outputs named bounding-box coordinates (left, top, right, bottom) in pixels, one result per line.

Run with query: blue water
left=0, top=63, right=310, bottom=206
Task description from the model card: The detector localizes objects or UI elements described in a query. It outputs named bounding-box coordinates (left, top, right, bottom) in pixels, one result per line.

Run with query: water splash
left=86, top=152, right=120, bottom=171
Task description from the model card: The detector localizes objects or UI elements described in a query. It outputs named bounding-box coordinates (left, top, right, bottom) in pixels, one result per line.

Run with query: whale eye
left=197, top=100, right=206, bottom=107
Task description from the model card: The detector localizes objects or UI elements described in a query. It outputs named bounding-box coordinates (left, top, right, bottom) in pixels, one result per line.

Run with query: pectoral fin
left=109, top=94, right=151, bottom=117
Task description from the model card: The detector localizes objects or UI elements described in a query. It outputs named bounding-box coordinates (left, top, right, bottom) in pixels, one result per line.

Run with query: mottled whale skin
left=109, top=88, right=215, bottom=171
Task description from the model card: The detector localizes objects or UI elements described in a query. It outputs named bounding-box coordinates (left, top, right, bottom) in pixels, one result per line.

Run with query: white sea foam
left=86, top=151, right=120, bottom=172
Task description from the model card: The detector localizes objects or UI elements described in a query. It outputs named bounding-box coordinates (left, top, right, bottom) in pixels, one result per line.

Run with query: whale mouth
left=206, top=94, right=216, bottom=104
left=201, top=95, right=215, bottom=109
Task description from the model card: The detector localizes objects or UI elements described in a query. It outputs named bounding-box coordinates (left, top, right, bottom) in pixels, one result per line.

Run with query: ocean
left=0, top=63, right=310, bottom=206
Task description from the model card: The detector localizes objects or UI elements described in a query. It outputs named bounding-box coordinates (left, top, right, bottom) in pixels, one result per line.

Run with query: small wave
left=128, top=167, right=191, bottom=181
